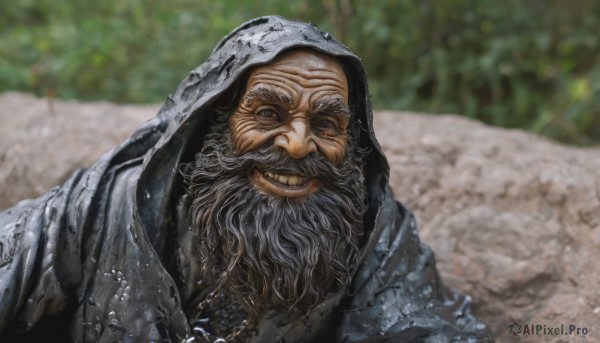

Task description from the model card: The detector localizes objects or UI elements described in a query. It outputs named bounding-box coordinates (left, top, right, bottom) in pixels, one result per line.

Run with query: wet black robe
left=0, top=16, right=493, bottom=342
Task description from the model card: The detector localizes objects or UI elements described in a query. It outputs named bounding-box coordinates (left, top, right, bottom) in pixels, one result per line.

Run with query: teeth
left=263, top=171, right=307, bottom=186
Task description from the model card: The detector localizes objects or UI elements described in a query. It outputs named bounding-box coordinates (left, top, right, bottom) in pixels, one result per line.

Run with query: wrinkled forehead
left=245, top=49, right=349, bottom=101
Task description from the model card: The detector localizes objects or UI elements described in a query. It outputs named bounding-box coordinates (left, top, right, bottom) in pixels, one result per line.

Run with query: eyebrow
left=244, top=87, right=292, bottom=107
left=313, top=98, right=351, bottom=119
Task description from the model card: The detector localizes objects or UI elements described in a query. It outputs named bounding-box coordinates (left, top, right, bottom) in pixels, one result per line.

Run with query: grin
left=251, top=169, right=318, bottom=198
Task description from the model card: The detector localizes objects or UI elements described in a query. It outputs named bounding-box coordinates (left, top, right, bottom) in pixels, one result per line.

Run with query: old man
left=0, top=16, right=492, bottom=342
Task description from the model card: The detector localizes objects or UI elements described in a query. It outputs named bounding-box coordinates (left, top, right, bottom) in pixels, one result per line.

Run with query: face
left=229, top=50, right=350, bottom=198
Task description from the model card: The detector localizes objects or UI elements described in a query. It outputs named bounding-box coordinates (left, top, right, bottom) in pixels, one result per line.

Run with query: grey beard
left=181, top=122, right=367, bottom=320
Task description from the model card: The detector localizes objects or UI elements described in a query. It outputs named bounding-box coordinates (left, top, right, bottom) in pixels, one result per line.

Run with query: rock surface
left=1, top=92, right=599, bottom=342
left=0, top=92, right=159, bottom=210
left=375, top=111, right=600, bottom=342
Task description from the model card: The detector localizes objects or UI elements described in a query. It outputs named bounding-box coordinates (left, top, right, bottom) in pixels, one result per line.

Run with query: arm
left=340, top=189, right=493, bottom=342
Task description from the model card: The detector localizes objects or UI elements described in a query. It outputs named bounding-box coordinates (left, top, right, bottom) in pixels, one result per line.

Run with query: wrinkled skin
left=230, top=50, right=350, bottom=163
left=0, top=16, right=494, bottom=342
left=230, top=50, right=351, bottom=199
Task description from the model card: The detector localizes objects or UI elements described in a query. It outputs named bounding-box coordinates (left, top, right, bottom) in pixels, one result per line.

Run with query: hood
left=133, top=15, right=390, bottom=254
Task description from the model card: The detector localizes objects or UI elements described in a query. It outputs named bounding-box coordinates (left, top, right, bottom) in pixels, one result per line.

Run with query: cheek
left=315, top=135, right=348, bottom=165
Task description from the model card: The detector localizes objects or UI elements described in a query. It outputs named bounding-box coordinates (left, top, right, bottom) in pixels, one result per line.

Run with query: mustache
left=187, top=135, right=359, bottom=190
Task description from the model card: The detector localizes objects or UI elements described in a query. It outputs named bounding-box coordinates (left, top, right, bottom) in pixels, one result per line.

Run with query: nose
left=274, top=120, right=317, bottom=159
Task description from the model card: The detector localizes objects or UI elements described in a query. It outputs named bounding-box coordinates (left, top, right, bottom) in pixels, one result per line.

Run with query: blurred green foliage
left=1, top=0, right=599, bottom=145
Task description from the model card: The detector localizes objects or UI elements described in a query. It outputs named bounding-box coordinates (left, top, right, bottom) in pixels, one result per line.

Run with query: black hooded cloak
left=0, top=16, right=492, bottom=342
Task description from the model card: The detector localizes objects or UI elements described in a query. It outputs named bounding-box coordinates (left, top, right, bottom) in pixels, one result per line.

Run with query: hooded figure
left=0, top=16, right=492, bottom=342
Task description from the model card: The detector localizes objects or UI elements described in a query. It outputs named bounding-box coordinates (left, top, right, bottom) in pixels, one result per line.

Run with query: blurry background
left=1, top=0, right=599, bottom=145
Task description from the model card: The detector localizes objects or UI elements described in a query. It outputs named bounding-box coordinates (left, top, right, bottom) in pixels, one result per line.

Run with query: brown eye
left=256, top=108, right=281, bottom=122
left=313, top=118, right=337, bottom=130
